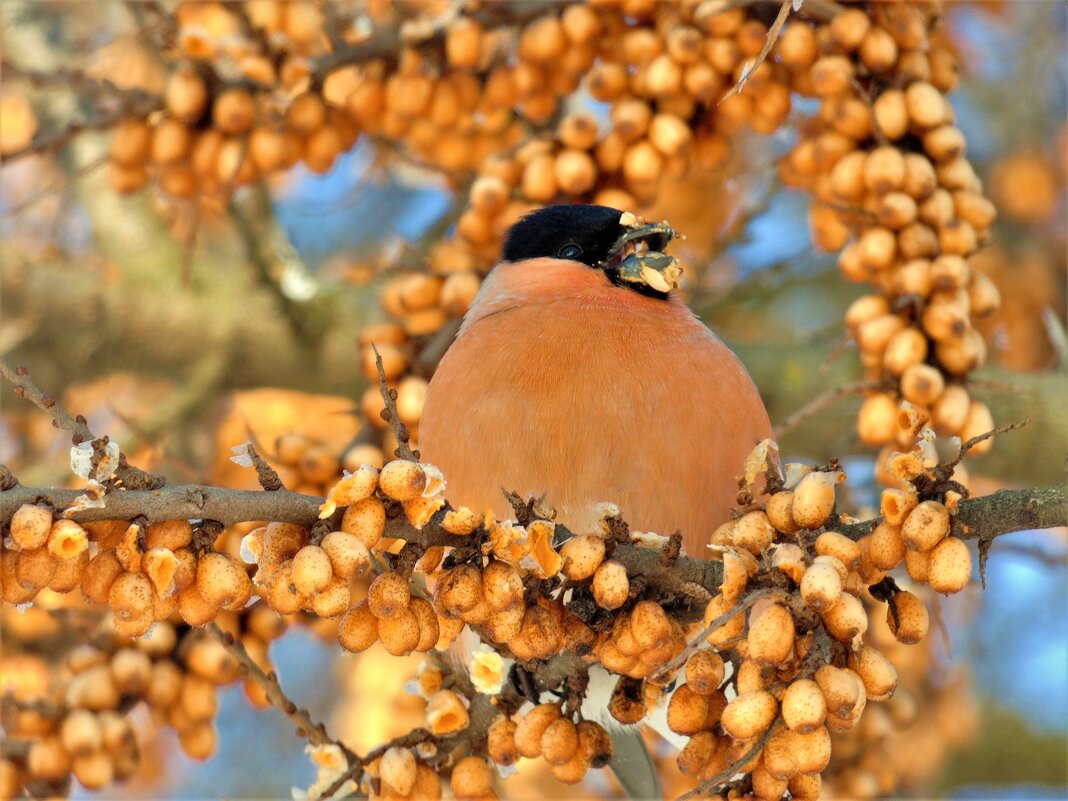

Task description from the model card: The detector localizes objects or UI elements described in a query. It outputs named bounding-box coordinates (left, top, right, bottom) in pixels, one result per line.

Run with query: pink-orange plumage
left=419, top=251, right=771, bottom=558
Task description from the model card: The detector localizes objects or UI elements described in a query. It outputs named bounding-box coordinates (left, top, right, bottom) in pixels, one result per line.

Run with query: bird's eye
left=558, top=243, right=583, bottom=259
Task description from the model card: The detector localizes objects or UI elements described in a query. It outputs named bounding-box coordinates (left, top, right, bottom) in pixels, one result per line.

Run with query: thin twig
left=373, top=345, right=418, bottom=461
left=205, top=623, right=356, bottom=758
left=675, top=719, right=782, bottom=801
left=313, top=728, right=443, bottom=801
left=720, top=0, right=793, bottom=103
left=0, top=358, right=163, bottom=490
left=245, top=442, right=284, bottom=491
left=652, top=589, right=786, bottom=682
left=773, top=380, right=879, bottom=438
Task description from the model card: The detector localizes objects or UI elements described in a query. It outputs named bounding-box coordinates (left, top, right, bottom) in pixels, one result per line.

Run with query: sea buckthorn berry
left=591, top=560, right=629, bottom=610
left=481, top=560, right=524, bottom=610
left=722, top=690, right=778, bottom=739
left=338, top=602, right=378, bottom=652
left=732, top=510, right=775, bottom=553
left=577, top=719, right=613, bottom=768
left=849, top=645, right=898, bottom=700
left=367, top=571, right=410, bottom=619
left=451, top=755, right=494, bottom=800
left=704, top=593, right=745, bottom=646
left=541, top=717, right=579, bottom=766
left=434, top=564, right=483, bottom=617
left=887, top=589, right=930, bottom=643
left=746, top=601, right=795, bottom=665
left=781, top=678, right=827, bottom=733
left=487, top=715, right=520, bottom=766
left=902, top=500, right=950, bottom=552
left=11, top=503, right=52, bottom=549
left=380, top=747, right=417, bottom=796
left=791, top=471, right=837, bottom=529
left=340, top=498, right=386, bottom=549
left=319, top=531, right=371, bottom=579
left=515, top=703, right=561, bottom=758
left=821, top=591, right=868, bottom=644
left=196, top=552, right=252, bottom=610
left=765, top=491, right=799, bottom=533
left=559, top=534, right=606, bottom=581
left=291, top=545, right=333, bottom=596
left=928, top=535, right=972, bottom=593
left=667, top=684, right=712, bottom=736
left=379, top=460, right=428, bottom=501
left=630, top=600, right=672, bottom=650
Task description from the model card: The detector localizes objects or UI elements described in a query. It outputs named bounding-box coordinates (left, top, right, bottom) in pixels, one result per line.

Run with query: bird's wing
left=608, top=729, right=664, bottom=800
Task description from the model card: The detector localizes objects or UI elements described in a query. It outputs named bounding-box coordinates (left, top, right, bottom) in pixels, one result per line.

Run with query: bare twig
left=720, top=0, right=793, bottom=102
left=0, top=358, right=163, bottom=490
left=205, top=623, right=355, bottom=758
left=0, top=483, right=323, bottom=526
left=245, top=442, right=284, bottom=491
left=652, top=588, right=788, bottom=682
left=373, top=345, right=418, bottom=461
left=675, top=719, right=782, bottom=801
left=773, top=380, right=880, bottom=438
left=835, top=484, right=1067, bottom=542
left=1, top=473, right=1064, bottom=599
left=313, top=728, right=443, bottom=801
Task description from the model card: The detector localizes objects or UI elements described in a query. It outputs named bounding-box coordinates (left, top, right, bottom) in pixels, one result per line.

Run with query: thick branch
left=3, top=483, right=1064, bottom=599
left=0, top=483, right=321, bottom=525
left=837, top=485, right=1068, bottom=540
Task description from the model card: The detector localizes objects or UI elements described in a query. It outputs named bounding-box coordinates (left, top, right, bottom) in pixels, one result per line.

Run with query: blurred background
left=1, top=1, right=1065, bottom=799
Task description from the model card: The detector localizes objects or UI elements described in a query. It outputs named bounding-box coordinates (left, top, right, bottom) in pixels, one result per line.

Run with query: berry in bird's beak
left=603, top=215, right=682, bottom=297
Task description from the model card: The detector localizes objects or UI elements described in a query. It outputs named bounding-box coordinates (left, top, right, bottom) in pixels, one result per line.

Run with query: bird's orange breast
left=418, top=258, right=771, bottom=557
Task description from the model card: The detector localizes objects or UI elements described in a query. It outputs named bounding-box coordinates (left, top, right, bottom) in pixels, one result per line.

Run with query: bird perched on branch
left=419, top=204, right=772, bottom=796
left=420, top=204, right=771, bottom=559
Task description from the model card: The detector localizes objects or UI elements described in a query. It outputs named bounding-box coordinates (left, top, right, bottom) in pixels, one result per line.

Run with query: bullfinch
left=418, top=205, right=772, bottom=796
left=419, top=204, right=771, bottom=559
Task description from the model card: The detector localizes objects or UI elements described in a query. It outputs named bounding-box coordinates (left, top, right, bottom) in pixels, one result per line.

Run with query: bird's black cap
left=500, top=204, right=680, bottom=299
left=501, top=204, right=628, bottom=269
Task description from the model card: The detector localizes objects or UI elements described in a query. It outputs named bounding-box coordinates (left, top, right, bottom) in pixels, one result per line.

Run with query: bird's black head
left=501, top=204, right=628, bottom=268
left=500, top=204, right=681, bottom=298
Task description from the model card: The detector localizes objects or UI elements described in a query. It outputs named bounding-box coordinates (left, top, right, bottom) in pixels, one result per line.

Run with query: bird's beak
left=603, top=216, right=682, bottom=296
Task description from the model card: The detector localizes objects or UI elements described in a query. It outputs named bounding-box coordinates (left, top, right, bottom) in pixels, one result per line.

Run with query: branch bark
left=2, top=482, right=1063, bottom=598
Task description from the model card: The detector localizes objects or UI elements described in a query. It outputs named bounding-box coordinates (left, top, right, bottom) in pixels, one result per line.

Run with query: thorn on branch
left=246, top=441, right=284, bottom=491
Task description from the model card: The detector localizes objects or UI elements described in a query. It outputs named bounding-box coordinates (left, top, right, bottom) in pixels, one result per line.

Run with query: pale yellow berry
left=340, top=498, right=386, bottom=549
left=902, top=500, right=950, bottom=552
left=319, top=531, right=371, bottom=579
left=559, top=534, right=606, bottom=580
left=514, top=703, right=561, bottom=758
left=886, top=589, right=929, bottom=643
left=338, top=602, right=378, bottom=652
left=721, top=690, right=778, bottom=739
left=367, top=571, right=411, bottom=619
left=380, top=746, right=417, bottom=796
left=927, top=535, right=972, bottom=593
left=291, top=545, right=334, bottom=596
left=791, top=471, right=837, bottom=529
left=821, top=591, right=868, bottom=644
left=746, top=602, right=795, bottom=665
left=799, top=562, right=842, bottom=613
left=450, top=755, right=494, bottom=800
left=379, top=460, right=427, bottom=501
left=11, top=503, right=52, bottom=549
left=591, top=560, right=629, bottom=609
left=781, top=678, right=827, bottom=733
